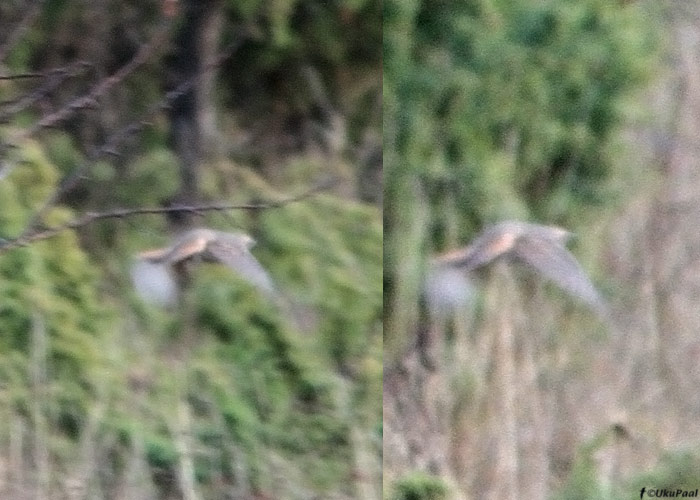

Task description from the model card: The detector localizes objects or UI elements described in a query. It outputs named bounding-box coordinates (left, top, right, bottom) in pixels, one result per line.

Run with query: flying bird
left=425, top=221, right=607, bottom=316
left=131, top=228, right=277, bottom=306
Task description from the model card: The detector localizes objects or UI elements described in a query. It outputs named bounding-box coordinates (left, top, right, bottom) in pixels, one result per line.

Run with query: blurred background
left=0, top=1, right=381, bottom=499
left=385, top=1, right=700, bottom=499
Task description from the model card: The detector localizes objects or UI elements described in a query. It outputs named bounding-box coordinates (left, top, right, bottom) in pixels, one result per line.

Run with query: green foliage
left=225, top=0, right=380, bottom=60
left=0, top=141, right=113, bottom=480
left=0, top=141, right=110, bottom=382
left=386, top=0, right=656, bottom=227
left=145, top=433, right=179, bottom=469
left=82, top=174, right=383, bottom=497
left=260, top=195, right=383, bottom=373
left=176, top=191, right=382, bottom=492
left=384, top=0, right=657, bottom=357
left=626, top=451, right=700, bottom=498
left=220, top=0, right=381, bottom=153
left=0, top=0, right=381, bottom=497
left=117, top=148, right=181, bottom=206
left=391, top=472, right=449, bottom=500
left=554, top=444, right=700, bottom=500
left=552, top=433, right=610, bottom=500
left=44, top=132, right=85, bottom=177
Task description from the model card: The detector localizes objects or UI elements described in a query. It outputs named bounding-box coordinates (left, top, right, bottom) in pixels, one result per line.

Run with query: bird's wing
left=437, top=230, right=517, bottom=271
left=163, top=235, right=209, bottom=263
left=205, top=239, right=277, bottom=297
left=137, top=234, right=209, bottom=264
left=433, top=246, right=473, bottom=266
left=513, top=236, right=606, bottom=312
left=137, top=247, right=170, bottom=262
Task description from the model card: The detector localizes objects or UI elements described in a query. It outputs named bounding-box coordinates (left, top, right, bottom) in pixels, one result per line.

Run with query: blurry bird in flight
left=131, top=228, right=277, bottom=307
left=425, top=221, right=607, bottom=316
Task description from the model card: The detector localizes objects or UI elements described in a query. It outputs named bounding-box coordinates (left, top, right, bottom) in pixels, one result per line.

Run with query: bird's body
left=131, top=228, right=277, bottom=306
left=426, top=221, right=606, bottom=315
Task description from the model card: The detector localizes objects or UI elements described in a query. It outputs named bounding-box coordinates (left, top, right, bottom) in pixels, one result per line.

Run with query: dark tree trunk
left=166, top=0, right=222, bottom=226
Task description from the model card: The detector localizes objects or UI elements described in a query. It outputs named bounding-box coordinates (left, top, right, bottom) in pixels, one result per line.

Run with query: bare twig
left=19, top=35, right=249, bottom=232
left=0, top=26, right=254, bottom=254
left=0, top=19, right=173, bottom=173
left=30, top=22, right=172, bottom=134
left=0, top=177, right=337, bottom=252
left=0, top=72, right=45, bottom=81
left=0, top=61, right=93, bottom=121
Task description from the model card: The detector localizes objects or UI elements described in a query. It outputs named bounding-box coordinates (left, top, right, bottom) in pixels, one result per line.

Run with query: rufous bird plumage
left=425, top=221, right=606, bottom=315
left=131, top=228, right=276, bottom=306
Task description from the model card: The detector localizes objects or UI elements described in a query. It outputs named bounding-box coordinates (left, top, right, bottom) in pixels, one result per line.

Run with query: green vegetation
left=390, top=472, right=448, bottom=500
left=629, top=451, right=700, bottom=496
left=384, top=0, right=660, bottom=498
left=556, top=447, right=700, bottom=500
left=384, top=0, right=656, bottom=352
left=0, top=1, right=380, bottom=498
left=0, top=134, right=382, bottom=498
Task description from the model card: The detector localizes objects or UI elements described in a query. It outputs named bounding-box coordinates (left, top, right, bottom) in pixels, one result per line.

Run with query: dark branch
left=0, top=72, right=45, bottom=81
left=19, top=35, right=248, bottom=232
left=0, top=19, right=172, bottom=165
left=0, top=177, right=338, bottom=253
left=0, top=61, right=93, bottom=121
left=30, top=21, right=172, bottom=135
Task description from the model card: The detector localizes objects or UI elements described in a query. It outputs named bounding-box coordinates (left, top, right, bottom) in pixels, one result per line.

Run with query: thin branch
left=19, top=35, right=248, bottom=232
left=0, top=61, right=93, bottom=122
left=0, top=59, right=92, bottom=82
left=31, top=22, right=172, bottom=134
left=0, top=178, right=337, bottom=252
left=0, top=19, right=173, bottom=169
left=0, top=72, right=45, bottom=81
